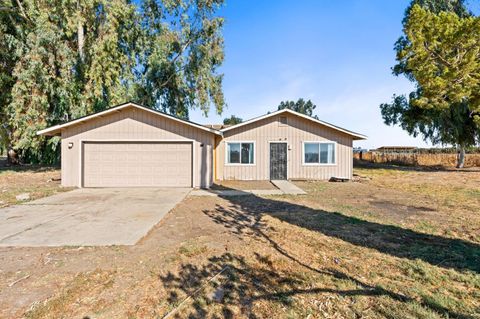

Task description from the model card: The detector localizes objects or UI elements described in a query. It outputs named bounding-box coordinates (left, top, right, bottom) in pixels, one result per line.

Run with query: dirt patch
left=211, top=180, right=277, bottom=190
left=370, top=200, right=437, bottom=213
left=0, top=167, right=71, bottom=207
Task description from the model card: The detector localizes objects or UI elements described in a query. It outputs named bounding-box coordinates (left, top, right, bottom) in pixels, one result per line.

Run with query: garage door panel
left=83, top=142, right=192, bottom=187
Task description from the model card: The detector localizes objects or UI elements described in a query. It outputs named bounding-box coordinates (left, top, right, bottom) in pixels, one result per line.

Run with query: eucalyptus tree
left=133, top=0, right=226, bottom=119
left=223, top=115, right=243, bottom=125
left=1, top=0, right=226, bottom=163
left=380, top=0, right=479, bottom=167
left=277, top=98, right=318, bottom=119
left=0, top=0, right=23, bottom=159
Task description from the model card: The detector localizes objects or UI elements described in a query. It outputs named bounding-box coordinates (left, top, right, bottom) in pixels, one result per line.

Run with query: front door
left=270, top=143, right=287, bottom=180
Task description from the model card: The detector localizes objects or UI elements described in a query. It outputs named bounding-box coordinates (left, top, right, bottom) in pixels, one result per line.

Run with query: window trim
left=302, top=141, right=337, bottom=166
left=225, top=141, right=256, bottom=166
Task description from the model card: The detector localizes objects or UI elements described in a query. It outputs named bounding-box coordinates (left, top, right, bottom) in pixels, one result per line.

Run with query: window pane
left=304, top=143, right=319, bottom=163
left=327, top=143, right=335, bottom=163
left=241, top=143, right=254, bottom=164
left=320, top=144, right=328, bottom=163
left=228, top=143, right=240, bottom=163
left=320, top=143, right=335, bottom=163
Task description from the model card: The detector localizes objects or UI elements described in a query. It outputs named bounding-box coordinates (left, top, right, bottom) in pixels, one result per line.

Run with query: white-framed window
left=226, top=142, right=255, bottom=165
left=303, top=142, right=336, bottom=165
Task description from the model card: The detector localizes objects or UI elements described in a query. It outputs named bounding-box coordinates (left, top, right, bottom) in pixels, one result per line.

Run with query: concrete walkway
left=271, top=180, right=307, bottom=195
left=189, top=181, right=306, bottom=197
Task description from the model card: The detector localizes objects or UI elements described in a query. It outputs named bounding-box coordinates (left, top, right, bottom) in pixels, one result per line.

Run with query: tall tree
left=0, top=0, right=22, bottom=161
left=380, top=0, right=479, bottom=168
left=3, top=0, right=138, bottom=163
left=7, top=0, right=77, bottom=163
left=0, top=0, right=226, bottom=164
left=277, top=98, right=318, bottom=119
left=223, top=115, right=242, bottom=125
left=133, top=0, right=225, bottom=119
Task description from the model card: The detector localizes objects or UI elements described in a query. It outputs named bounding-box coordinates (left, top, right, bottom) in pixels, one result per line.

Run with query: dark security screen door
left=270, top=143, right=287, bottom=180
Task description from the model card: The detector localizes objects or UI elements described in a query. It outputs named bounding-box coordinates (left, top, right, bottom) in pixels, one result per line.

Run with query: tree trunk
left=456, top=146, right=465, bottom=169
left=7, top=148, right=20, bottom=165
left=77, top=0, right=85, bottom=62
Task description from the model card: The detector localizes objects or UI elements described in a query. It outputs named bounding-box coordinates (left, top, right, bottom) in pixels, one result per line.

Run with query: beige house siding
left=215, top=113, right=353, bottom=181
left=39, top=102, right=362, bottom=188
left=61, top=106, right=214, bottom=188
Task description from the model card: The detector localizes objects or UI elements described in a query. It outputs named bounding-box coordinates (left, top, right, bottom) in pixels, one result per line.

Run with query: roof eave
left=221, top=108, right=367, bottom=140
left=36, top=102, right=223, bottom=137
left=352, top=135, right=368, bottom=141
left=37, top=127, right=61, bottom=136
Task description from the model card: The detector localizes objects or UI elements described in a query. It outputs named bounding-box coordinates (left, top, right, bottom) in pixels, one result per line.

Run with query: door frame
left=268, top=141, right=288, bottom=180
left=79, top=139, right=195, bottom=188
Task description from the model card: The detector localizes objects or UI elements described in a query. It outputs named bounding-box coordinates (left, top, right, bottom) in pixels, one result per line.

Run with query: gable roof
left=37, top=102, right=367, bottom=140
left=37, top=102, right=223, bottom=136
left=220, top=108, right=367, bottom=140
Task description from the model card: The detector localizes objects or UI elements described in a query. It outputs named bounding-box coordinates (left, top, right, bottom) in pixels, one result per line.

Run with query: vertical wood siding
left=61, top=106, right=214, bottom=188
left=216, top=113, right=353, bottom=181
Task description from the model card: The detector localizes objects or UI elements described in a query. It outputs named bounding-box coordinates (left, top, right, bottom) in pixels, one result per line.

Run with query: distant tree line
left=223, top=115, right=243, bottom=125
left=223, top=98, right=318, bottom=126
left=277, top=98, right=318, bottom=119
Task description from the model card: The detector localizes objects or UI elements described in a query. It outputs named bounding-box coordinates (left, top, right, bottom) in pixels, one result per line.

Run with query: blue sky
left=188, top=0, right=478, bottom=149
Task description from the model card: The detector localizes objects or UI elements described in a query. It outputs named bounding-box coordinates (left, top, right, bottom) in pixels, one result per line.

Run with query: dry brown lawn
left=0, top=165, right=70, bottom=208
left=0, top=163, right=479, bottom=318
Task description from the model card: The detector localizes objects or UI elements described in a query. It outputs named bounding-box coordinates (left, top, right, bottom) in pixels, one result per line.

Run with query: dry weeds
left=0, top=166, right=71, bottom=207
left=0, top=164, right=478, bottom=318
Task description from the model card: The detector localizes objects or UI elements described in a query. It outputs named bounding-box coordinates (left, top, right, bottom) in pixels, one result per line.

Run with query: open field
left=355, top=151, right=480, bottom=168
left=0, top=164, right=479, bottom=318
left=0, top=164, right=71, bottom=208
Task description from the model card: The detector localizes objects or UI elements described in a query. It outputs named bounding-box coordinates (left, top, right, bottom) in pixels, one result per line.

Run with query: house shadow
left=157, top=192, right=479, bottom=318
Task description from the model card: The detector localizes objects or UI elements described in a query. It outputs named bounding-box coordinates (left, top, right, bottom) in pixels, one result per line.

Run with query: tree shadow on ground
left=158, top=193, right=479, bottom=318
left=159, top=252, right=420, bottom=319
left=211, top=194, right=479, bottom=274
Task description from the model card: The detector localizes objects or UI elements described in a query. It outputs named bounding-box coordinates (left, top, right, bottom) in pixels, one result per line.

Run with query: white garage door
left=82, top=142, right=192, bottom=187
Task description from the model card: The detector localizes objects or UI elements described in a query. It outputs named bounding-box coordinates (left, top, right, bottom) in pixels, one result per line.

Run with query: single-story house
left=38, top=102, right=366, bottom=188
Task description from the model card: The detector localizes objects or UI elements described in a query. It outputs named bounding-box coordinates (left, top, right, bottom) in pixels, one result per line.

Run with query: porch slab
left=270, top=180, right=307, bottom=195
left=189, top=189, right=284, bottom=196
left=189, top=181, right=306, bottom=197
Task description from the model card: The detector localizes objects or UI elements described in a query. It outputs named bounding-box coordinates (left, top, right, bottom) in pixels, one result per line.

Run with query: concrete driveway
left=0, top=188, right=190, bottom=247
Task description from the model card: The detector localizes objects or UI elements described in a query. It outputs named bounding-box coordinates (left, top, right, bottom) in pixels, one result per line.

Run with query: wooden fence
left=354, top=152, right=480, bottom=167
